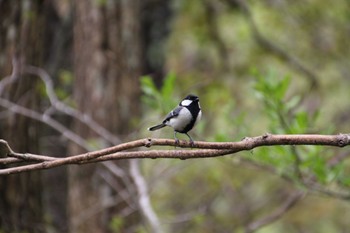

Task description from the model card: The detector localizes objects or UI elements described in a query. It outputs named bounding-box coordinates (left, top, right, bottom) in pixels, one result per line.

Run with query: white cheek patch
left=181, top=99, right=192, bottom=106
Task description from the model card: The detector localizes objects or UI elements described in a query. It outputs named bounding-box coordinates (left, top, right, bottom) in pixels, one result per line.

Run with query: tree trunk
left=70, top=1, right=142, bottom=232
left=0, top=1, right=46, bottom=232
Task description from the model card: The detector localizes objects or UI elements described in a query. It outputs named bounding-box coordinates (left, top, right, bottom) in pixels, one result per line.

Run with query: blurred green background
left=142, top=0, right=350, bottom=232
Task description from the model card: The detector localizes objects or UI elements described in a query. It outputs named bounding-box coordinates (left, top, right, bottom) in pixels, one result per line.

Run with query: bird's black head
left=180, top=94, right=199, bottom=106
left=185, top=94, right=199, bottom=101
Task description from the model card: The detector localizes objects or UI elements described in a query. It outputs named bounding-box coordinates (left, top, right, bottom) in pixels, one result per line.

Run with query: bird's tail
left=148, top=123, right=166, bottom=131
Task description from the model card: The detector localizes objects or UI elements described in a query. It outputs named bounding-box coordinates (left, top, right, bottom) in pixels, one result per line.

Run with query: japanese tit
left=148, top=94, right=202, bottom=145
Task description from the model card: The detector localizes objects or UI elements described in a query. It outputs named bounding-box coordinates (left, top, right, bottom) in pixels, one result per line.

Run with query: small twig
left=0, top=157, right=20, bottom=164
left=0, top=139, right=14, bottom=157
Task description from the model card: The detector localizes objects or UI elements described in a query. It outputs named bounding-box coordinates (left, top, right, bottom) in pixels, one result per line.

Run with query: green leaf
left=109, top=216, right=124, bottom=233
left=275, top=75, right=291, bottom=100
left=294, top=111, right=309, bottom=132
left=140, top=75, right=159, bottom=97
left=58, top=70, right=73, bottom=86
left=161, top=72, right=176, bottom=99
left=285, top=95, right=301, bottom=111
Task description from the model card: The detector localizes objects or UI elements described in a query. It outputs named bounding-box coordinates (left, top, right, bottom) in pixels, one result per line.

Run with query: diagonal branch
left=130, top=160, right=163, bottom=233
left=228, top=0, right=319, bottom=89
left=23, top=65, right=122, bottom=144
left=246, top=191, right=305, bottom=233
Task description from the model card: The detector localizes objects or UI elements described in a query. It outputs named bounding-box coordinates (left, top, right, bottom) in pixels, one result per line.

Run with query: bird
left=148, top=94, right=202, bottom=145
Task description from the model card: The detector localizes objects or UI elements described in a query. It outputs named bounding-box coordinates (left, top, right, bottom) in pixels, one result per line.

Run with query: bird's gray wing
left=163, top=106, right=182, bottom=122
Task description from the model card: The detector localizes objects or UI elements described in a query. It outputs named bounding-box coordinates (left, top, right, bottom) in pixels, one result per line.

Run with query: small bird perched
left=148, top=94, right=202, bottom=145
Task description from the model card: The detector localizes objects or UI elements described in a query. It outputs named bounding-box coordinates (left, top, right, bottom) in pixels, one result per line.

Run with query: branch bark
left=1, top=133, right=350, bottom=175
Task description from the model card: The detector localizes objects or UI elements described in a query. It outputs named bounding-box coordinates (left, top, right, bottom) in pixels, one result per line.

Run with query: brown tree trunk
left=0, top=1, right=47, bottom=232
left=70, top=1, right=142, bottom=232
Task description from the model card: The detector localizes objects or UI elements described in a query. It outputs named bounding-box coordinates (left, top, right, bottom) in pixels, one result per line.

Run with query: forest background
left=1, top=0, right=350, bottom=233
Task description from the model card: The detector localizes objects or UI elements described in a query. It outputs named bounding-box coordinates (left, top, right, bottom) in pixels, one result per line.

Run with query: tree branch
left=228, top=0, right=319, bottom=89
left=246, top=191, right=305, bottom=233
left=130, top=160, right=163, bottom=233
left=1, top=133, right=350, bottom=175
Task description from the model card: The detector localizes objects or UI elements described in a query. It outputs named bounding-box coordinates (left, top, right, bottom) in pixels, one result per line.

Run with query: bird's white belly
left=167, top=108, right=192, bottom=131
